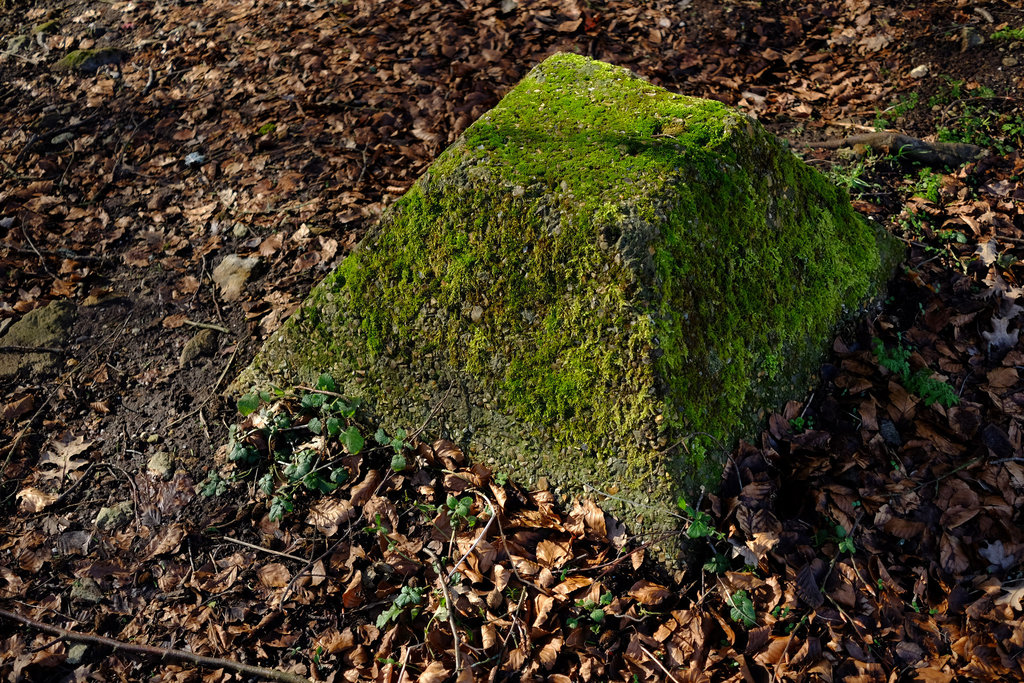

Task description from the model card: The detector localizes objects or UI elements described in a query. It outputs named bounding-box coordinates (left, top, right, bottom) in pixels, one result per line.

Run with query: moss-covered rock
left=234, top=53, right=902, bottom=567
left=53, top=47, right=123, bottom=73
left=0, top=299, right=76, bottom=381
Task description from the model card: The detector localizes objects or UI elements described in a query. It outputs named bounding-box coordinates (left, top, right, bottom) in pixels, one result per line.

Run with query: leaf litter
left=2, top=0, right=1024, bottom=680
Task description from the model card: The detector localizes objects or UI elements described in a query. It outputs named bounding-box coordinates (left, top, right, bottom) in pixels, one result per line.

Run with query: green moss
left=53, top=48, right=123, bottom=73
left=32, top=20, right=59, bottom=34
left=236, top=53, right=902, bottom=566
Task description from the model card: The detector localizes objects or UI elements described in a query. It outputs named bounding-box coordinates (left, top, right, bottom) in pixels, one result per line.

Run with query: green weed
left=991, top=28, right=1024, bottom=42
left=567, top=591, right=613, bottom=634
left=376, top=586, right=425, bottom=628
left=211, top=373, right=366, bottom=522
left=872, top=337, right=959, bottom=408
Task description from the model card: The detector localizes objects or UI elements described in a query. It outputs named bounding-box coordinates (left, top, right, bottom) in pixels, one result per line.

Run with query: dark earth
left=1, top=0, right=1023, bottom=681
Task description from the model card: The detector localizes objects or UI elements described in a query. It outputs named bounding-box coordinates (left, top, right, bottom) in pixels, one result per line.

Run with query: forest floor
left=1, top=0, right=1024, bottom=681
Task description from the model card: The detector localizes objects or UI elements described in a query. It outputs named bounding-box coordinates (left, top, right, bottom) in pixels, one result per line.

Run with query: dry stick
left=222, top=536, right=307, bottom=564
left=408, top=382, right=456, bottom=442
left=805, top=131, right=985, bottom=167
left=182, top=319, right=230, bottom=334
left=424, top=548, right=462, bottom=675
left=0, top=345, right=63, bottom=354
left=447, top=491, right=497, bottom=581
left=166, top=346, right=239, bottom=429
left=0, top=608, right=312, bottom=683
left=277, top=535, right=347, bottom=607
left=638, top=644, right=682, bottom=683
left=21, top=223, right=55, bottom=278
left=12, top=114, right=101, bottom=170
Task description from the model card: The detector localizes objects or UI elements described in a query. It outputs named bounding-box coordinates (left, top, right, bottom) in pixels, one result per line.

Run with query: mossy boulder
left=53, top=48, right=123, bottom=73
left=234, top=53, right=902, bottom=566
left=0, top=299, right=76, bottom=382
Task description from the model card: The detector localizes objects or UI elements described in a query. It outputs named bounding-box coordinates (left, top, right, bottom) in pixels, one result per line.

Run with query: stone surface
left=234, top=53, right=903, bottom=566
left=0, top=299, right=75, bottom=381
left=94, top=500, right=134, bottom=530
left=70, top=577, right=103, bottom=603
left=212, top=254, right=258, bottom=301
left=147, top=451, right=175, bottom=480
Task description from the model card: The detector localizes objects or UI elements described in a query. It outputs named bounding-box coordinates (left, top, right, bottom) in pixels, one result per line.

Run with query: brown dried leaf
left=537, top=635, right=564, bottom=669
left=629, top=580, right=670, bottom=606
left=258, top=562, right=291, bottom=589
left=16, top=487, right=57, bottom=513
left=350, top=469, right=381, bottom=506
left=536, top=539, right=570, bottom=568
left=417, top=661, right=449, bottom=683
left=308, top=498, right=355, bottom=536
left=795, top=564, right=823, bottom=608
left=143, top=523, right=185, bottom=560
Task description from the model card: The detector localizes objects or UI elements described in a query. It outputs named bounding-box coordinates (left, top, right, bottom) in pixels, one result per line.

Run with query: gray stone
left=0, top=299, right=75, bottom=381
left=147, top=451, right=175, bottom=480
left=233, top=54, right=902, bottom=568
left=94, top=500, right=134, bottom=530
left=70, top=577, right=103, bottom=604
left=66, top=643, right=89, bottom=665
left=212, top=254, right=258, bottom=301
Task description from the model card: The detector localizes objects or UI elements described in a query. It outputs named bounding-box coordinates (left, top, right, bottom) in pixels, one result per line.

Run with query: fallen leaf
left=16, top=487, right=57, bottom=513
left=629, top=580, right=670, bottom=606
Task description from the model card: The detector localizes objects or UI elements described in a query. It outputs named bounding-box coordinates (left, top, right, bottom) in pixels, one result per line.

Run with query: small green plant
left=872, top=337, right=959, bottom=408
left=493, top=471, right=509, bottom=486
left=825, top=158, right=874, bottom=198
left=212, top=374, right=365, bottom=521
left=875, top=92, right=919, bottom=129
left=834, top=523, right=856, bottom=555
left=567, top=591, right=613, bottom=634
left=445, top=494, right=478, bottom=529
left=908, top=168, right=943, bottom=203
left=375, top=427, right=409, bottom=471
left=200, top=470, right=228, bottom=497
left=788, top=415, right=814, bottom=433
left=376, top=586, right=425, bottom=628
left=990, top=27, right=1024, bottom=42
left=256, top=122, right=277, bottom=135
left=677, top=497, right=720, bottom=540
left=726, top=590, right=757, bottom=628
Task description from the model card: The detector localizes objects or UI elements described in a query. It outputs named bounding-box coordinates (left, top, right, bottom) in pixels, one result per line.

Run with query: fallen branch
left=805, top=131, right=986, bottom=167
left=0, top=607, right=312, bottom=683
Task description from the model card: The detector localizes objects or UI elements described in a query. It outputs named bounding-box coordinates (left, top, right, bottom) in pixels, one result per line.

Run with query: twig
left=182, top=319, right=230, bottom=334
left=166, top=345, right=239, bottom=428
left=0, top=346, right=63, bottom=354
left=0, top=608, right=311, bottom=683
left=638, top=644, right=682, bottom=683
left=448, top=492, right=496, bottom=581
left=2, top=311, right=133, bottom=480
left=21, top=223, right=54, bottom=278
left=424, top=548, right=462, bottom=675
left=221, top=536, right=307, bottom=563
left=12, top=113, right=100, bottom=170
left=408, top=382, right=455, bottom=441
left=805, top=131, right=986, bottom=167
left=277, top=535, right=347, bottom=607
left=50, top=462, right=98, bottom=508
left=142, top=66, right=155, bottom=95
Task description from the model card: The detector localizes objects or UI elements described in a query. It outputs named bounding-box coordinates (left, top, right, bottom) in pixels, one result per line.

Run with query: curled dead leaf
left=307, top=497, right=355, bottom=536
left=16, top=487, right=57, bottom=513
left=629, top=580, right=671, bottom=606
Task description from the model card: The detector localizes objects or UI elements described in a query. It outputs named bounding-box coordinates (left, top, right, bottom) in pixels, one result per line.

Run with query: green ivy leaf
left=341, top=426, right=364, bottom=455
left=391, top=452, right=407, bottom=472
left=307, top=417, right=322, bottom=435
left=728, top=590, right=757, bottom=628
left=326, top=417, right=342, bottom=437
left=237, top=394, right=259, bottom=416
left=316, top=373, right=336, bottom=392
